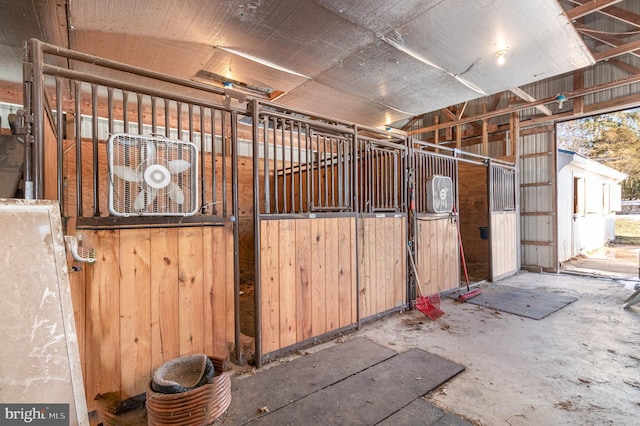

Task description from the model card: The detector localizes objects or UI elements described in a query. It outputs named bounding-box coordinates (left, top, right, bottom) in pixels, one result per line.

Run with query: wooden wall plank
left=373, top=217, right=390, bottom=314
left=177, top=227, right=204, bottom=356
left=279, top=220, right=297, bottom=347
left=83, top=230, right=120, bottom=410
left=394, top=218, right=406, bottom=306
left=202, top=226, right=215, bottom=357
left=224, top=225, right=235, bottom=353
left=324, top=218, right=340, bottom=331
left=384, top=218, right=394, bottom=310
left=150, top=228, right=179, bottom=369
left=260, top=221, right=280, bottom=354
left=119, top=229, right=151, bottom=398
left=296, top=219, right=312, bottom=341
left=337, top=217, right=354, bottom=327
left=311, top=219, right=327, bottom=336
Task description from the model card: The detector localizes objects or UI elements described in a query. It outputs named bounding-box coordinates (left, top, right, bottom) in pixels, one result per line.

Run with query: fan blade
left=133, top=189, right=158, bottom=210
left=143, top=141, right=156, bottom=162
left=168, top=159, right=191, bottom=174
left=113, top=165, right=142, bottom=182
left=167, top=182, right=185, bottom=204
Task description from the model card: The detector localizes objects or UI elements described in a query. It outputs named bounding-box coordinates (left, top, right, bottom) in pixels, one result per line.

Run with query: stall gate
left=254, top=108, right=407, bottom=362
left=410, top=141, right=460, bottom=296
left=488, top=160, right=519, bottom=280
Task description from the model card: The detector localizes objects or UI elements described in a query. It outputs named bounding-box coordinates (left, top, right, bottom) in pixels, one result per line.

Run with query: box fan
left=426, top=175, right=453, bottom=214
left=108, top=134, right=198, bottom=216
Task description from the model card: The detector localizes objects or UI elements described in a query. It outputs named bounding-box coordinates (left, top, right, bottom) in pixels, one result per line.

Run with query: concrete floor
left=345, top=271, right=640, bottom=425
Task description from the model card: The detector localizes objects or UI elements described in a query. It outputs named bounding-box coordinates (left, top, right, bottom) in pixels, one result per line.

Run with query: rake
left=408, top=245, right=444, bottom=320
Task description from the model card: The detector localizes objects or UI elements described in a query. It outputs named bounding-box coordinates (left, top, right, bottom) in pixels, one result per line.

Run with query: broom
left=453, top=205, right=483, bottom=301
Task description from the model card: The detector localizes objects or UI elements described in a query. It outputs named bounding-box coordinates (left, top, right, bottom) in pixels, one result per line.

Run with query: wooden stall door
left=72, top=224, right=235, bottom=413
left=259, top=216, right=357, bottom=356
left=489, top=211, right=518, bottom=280
left=358, top=215, right=407, bottom=320
left=414, top=215, right=459, bottom=295
left=488, top=162, right=519, bottom=281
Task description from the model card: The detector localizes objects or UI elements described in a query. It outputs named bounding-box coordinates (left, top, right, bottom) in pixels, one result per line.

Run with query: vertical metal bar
left=310, top=132, right=316, bottom=209
left=74, top=80, right=83, bottom=216
left=251, top=100, right=263, bottom=367
left=272, top=117, right=278, bottom=213
left=188, top=103, right=194, bottom=143
left=221, top=111, right=227, bottom=217
left=263, top=115, right=270, bottom=214
left=176, top=101, right=183, bottom=140
left=353, top=125, right=361, bottom=329
left=323, top=136, right=329, bottom=208
left=151, top=96, right=157, bottom=134
left=394, top=151, right=399, bottom=210
left=55, top=77, right=64, bottom=212
left=107, top=86, right=114, bottom=210
left=305, top=124, right=311, bottom=212
left=281, top=119, right=287, bottom=213
left=487, top=159, right=494, bottom=281
left=231, top=110, right=242, bottom=366
left=92, top=84, right=100, bottom=216
left=200, top=106, right=206, bottom=213
left=164, top=98, right=170, bottom=138
left=289, top=120, right=294, bottom=213
left=137, top=93, right=143, bottom=135
left=330, top=138, right=336, bottom=208
left=122, top=90, right=129, bottom=133
left=337, top=139, right=343, bottom=208
left=32, top=39, right=45, bottom=199
left=211, top=109, right=218, bottom=215
left=297, top=122, right=303, bottom=213
left=22, top=42, right=33, bottom=199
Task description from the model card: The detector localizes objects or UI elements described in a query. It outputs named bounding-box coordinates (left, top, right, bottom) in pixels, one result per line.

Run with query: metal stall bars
left=22, top=38, right=242, bottom=225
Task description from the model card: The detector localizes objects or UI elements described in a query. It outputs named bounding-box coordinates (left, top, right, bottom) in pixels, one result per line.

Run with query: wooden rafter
left=607, top=58, right=640, bottom=75
left=568, top=0, right=640, bottom=27
left=566, top=0, right=623, bottom=21
left=510, top=87, right=553, bottom=116
left=576, top=23, right=640, bottom=59
left=593, top=38, right=640, bottom=62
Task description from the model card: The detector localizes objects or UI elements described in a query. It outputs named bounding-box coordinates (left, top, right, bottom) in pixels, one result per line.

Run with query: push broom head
left=458, top=288, right=483, bottom=302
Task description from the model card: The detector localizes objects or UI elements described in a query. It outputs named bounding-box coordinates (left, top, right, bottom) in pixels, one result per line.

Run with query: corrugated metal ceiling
left=0, top=0, right=596, bottom=127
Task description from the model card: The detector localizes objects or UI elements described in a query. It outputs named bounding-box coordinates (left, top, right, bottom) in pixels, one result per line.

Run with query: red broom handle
left=453, top=205, right=470, bottom=291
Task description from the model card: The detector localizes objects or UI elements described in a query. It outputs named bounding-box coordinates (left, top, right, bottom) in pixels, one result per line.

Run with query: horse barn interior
left=1, top=1, right=640, bottom=425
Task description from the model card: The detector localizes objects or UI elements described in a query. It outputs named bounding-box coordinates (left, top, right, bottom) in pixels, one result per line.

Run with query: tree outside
left=557, top=109, right=640, bottom=200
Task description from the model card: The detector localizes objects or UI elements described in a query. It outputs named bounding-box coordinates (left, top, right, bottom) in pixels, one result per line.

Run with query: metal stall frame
left=251, top=99, right=409, bottom=366
left=22, top=38, right=246, bottom=363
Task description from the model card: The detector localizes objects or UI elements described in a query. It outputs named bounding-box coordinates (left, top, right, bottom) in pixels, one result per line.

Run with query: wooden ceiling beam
left=510, top=87, right=553, bottom=116
left=567, top=0, right=640, bottom=27
left=576, top=23, right=640, bottom=59
left=566, top=0, right=623, bottom=21
left=408, top=71, right=640, bottom=135
left=607, top=58, right=640, bottom=75
left=593, top=38, right=640, bottom=62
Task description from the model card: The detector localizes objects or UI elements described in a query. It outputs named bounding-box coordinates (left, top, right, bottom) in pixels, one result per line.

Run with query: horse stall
left=23, top=40, right=240, bottom=418
left=253, top=109, right=408, bottom=363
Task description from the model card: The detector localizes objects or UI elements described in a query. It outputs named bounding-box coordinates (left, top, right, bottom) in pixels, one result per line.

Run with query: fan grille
left=426, top=175, right=453, bottom=214
left=108, top=134, right=199, bottom=216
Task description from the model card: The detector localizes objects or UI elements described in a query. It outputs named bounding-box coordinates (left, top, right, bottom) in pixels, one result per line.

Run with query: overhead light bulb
left=495, top=50, right=507, bottom=66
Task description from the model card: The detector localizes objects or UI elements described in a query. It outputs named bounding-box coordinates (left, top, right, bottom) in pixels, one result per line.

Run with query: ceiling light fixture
left=495, top=50, right=508, bottom=66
